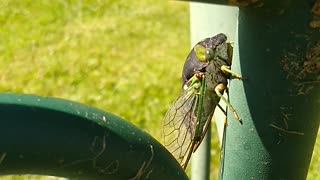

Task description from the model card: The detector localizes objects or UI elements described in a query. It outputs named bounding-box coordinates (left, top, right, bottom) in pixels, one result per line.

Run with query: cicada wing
left=163, top=89, right=199, bottom=168
left=192, top=109, right=214, bottom=152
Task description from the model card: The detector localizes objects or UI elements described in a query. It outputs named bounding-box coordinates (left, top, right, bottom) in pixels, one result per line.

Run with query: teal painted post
left=220, top=1, right=320, bottom=179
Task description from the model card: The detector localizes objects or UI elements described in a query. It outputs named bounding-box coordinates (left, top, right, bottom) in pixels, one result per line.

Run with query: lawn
left=0, top=0, right=319, bottom=179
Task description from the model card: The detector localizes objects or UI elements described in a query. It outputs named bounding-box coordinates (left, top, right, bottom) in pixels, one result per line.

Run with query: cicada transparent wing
left=162, top=91, right=196, bottom=168
left=163, top=73, right=208, bottom=169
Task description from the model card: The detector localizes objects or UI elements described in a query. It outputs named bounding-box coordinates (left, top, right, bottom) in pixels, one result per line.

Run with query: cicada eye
left=205, top=48, right=214, bottom=59
left=194, top=44, right=206, bottom=62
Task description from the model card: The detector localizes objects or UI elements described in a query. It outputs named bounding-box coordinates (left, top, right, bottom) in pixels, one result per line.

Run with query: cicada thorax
left=204, top=60, right=229, bottom=91
left=205, top=39, right=233, bottom=92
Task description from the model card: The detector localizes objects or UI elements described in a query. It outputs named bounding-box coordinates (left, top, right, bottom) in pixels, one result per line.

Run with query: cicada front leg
left=221, top=65, right=243, bottom=80
left=215, top=65, right=243, bottom=124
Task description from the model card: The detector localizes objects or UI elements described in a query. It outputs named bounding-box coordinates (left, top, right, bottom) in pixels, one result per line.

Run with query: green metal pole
left=220, top=1, right=320, bottom=179
left=0, top=93, right=188, bottom=180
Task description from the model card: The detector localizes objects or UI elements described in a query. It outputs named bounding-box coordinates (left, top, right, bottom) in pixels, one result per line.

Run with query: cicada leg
left=215, top=83, right=242, bottom=124
left=214, top=103, right=229, bottom=126
left=221, top=65, right=242, bottom=79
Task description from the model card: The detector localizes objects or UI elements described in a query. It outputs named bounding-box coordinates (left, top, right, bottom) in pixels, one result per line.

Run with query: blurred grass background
left=0, top=0, right=318, bottom=179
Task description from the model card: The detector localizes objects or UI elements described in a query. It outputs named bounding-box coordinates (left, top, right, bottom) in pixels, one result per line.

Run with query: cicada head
left=181, top=33, right=230, bottom=87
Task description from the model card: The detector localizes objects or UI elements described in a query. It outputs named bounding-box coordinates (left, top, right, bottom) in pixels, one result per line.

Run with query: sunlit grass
left=0, top=0, right=189, bottom=141
left=0, top=0, right=319, bottom=180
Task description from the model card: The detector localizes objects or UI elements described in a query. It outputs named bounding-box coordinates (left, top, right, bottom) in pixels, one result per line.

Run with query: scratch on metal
left=0, top=152, right=7, bottom=164
left=129, top=145, right=154, bottom=180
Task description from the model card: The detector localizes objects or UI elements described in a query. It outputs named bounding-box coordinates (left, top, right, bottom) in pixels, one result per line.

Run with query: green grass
left=0, top=0, right=189, bottom=140
left=308, top=130, right=320, bottom=180
left=0, top=0, right=319, bottom=179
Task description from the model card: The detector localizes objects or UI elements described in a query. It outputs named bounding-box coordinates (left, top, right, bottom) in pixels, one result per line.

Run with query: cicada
left=163, top=33, right=242, bottom=170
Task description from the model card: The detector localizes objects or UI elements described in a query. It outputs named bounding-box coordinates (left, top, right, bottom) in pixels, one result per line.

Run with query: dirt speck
left=280, top=41, right=320, bottom=95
